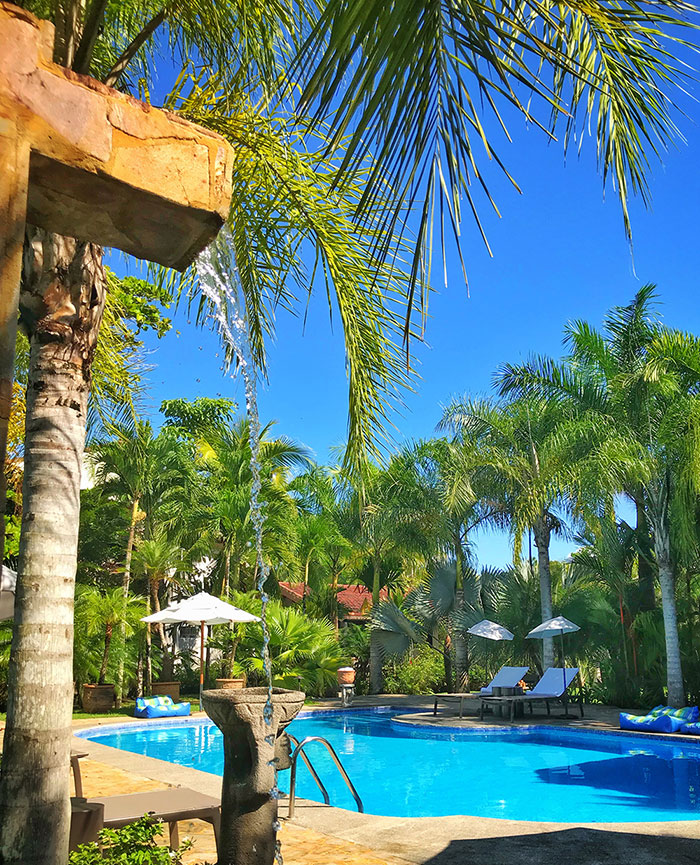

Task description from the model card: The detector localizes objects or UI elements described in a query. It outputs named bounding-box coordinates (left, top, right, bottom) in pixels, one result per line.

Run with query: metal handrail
left=287, top=735, right=364, bottom=818
left=286, top=734, right=330, bottom=806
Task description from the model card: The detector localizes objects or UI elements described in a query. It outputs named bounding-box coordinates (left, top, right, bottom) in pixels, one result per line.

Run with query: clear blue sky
left=124, top=70, right=700, bottom=569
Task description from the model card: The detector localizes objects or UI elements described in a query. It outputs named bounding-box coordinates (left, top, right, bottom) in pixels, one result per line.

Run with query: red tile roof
left=278, top=582, right=388, bottom=619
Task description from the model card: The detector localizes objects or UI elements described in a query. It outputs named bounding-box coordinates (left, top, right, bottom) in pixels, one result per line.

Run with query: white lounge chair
left=480, top=667, right=582, bottom=722
left=433, top=665, right=529, bottom=718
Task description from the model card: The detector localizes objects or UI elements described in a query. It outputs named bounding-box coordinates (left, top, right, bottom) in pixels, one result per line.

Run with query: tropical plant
left=74, top=586, right=146, bottom=687
left=69, top=816, right=192, bottom=865
left=439, top=395, right=597, bottom=669
left=234, top=599, right=347, bottom=695
left=1, top=1, right=416, bottom=859
left=499, top=287, right=700, bottom=705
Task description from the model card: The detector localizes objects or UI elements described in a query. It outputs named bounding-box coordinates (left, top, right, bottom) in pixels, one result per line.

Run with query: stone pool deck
left=66, top=696, right=700, bottom=865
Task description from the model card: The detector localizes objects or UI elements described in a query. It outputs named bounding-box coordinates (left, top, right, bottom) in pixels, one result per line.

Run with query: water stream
left=196, top=229, right=283, bottom=860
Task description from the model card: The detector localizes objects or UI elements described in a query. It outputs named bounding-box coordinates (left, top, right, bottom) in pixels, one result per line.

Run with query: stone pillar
left=202, top=687, right=305, bottom=865
left=0, top=119, right=29, bottom=560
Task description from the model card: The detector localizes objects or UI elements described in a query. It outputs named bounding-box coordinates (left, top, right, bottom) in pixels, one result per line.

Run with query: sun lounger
left=480, top=667, right=582, bottom=722
left=620, top=704, right=699, bottom=734
left=70, top=787, right=221, bottom=851
left=134, top=695, right=191, bottom=718
left=433, top=666, right=529, bottom=718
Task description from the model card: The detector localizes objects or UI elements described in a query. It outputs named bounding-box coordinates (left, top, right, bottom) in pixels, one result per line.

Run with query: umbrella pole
left=200, top=620, right=205, bottom=711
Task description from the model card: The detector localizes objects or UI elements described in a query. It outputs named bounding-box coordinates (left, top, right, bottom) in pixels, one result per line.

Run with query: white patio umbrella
left=467, top=619, right=514, bottom=641
left=0, top=565, right=17, bottom=621
left=526, top=615, right=580, bottom=704
left=142, top=592, right=260, bottom=707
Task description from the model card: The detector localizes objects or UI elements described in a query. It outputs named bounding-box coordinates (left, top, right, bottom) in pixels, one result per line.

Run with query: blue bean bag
left=620, top=710, right=686, bottom=733
left=681, top=722, right=700, bottom=735
left=135, top=695, right=191, bottom=719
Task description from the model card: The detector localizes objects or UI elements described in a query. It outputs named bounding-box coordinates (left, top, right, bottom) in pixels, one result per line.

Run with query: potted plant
left=76, top=586, right=144, bottom=712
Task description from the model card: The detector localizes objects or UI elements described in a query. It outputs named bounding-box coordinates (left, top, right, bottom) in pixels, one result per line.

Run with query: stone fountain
left=203, top=687, right=305, bottom=865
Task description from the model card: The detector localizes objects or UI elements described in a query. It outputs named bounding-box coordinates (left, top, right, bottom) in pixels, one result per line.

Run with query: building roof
left=278, top=582, right=388, bottom=620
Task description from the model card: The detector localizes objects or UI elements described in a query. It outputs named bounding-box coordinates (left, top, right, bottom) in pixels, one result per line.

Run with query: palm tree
left=499, top=289, right=700, bottom=705
left=89, top=421, right=189, bottom=700
left=440, top=396, right=594, bottom=669
left=392, top=439, right=498, bottom=689
left=292, top=466, right=355, bottom=631
left=293, top=0, right=693, bottom=329
left=74, top=586, right=145, bottom=687
left=132, top=531, right=188, bottom=688
left=2, top=3, right=416, bottom=859
left=197, top=419, right=310, bottom=593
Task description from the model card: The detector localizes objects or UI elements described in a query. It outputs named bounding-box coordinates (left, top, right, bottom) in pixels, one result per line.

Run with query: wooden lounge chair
left=433, top=666, right=529, bottom=718
left=479, top=667, right=582, bottom=722
left=70, top=787, right=221, bottom=851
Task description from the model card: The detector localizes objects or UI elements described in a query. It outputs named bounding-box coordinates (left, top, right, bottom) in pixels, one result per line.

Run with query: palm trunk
left=369, top=554, right=383, bottom=694
left=222, top=553, right=230, bottom=599
left=151, top=578, right=173, bottom=681
left=116, top=496, right=139, bottom=706
left=533, top=517, right=555, bottom=670
left=144, top=590, right=153, bottom=693
left=655, top=526, right=685, bottom=706
left=453, top=533, right=468, bottom=691
left=331, top=570, right=339, bottom=636
left=302, top=557, right=310, bottom=613
left=0, top=229, right=105, bottom=865
left=99, top=623, right=113, bottom=685
left=636, top=497, right=656, bottom=611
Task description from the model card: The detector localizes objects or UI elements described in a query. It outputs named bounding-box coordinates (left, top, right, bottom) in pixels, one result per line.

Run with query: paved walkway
left=75, top=759, right=410, bottom=865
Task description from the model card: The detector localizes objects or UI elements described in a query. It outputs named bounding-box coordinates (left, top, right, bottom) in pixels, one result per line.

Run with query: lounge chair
left=480, top=667, right=582, bottom=722
left=70, top=787, right=221, bottom=851
left=134, top=695, right=190, bottom=718
left=620, top=704, right=699, bottom=734
left=433, top=666, right=529, bottom=719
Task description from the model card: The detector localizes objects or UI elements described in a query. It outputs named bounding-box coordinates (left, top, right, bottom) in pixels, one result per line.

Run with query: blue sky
left=125, top=74, right=700, bottom=569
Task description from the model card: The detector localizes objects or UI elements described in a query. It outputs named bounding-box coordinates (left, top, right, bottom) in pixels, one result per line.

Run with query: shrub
left=383, top=644, right=444, bottom=694
left=69, top=816, right=192, bottom=864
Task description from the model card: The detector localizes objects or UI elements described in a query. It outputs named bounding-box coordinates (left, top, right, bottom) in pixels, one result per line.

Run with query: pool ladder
left=286, top=734, right=364, bottom=818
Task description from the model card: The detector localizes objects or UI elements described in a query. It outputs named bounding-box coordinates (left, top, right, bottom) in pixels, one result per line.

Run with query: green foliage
left=68, top=816, right=192, bottom=865
left=232, top=597, right=348, bottom=695
left=383, top=645, right=445, bottom=695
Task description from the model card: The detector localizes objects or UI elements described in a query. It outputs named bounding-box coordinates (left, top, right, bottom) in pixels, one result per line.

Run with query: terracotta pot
left=151, top=681, right=181, bottom=701
left=337, top=667, right=356, bottom=686
left=215, top=677, right=246, bottom=690
left=81, top=683, right=115, bottom=713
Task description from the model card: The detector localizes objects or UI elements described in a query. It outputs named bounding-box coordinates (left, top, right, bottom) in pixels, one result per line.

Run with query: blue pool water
left=78, top=708, right=700, bottom=822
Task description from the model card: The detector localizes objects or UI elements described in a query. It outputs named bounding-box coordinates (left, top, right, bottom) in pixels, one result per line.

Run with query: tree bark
left=453, top=533, right=468, bottom=691
left=0, top=229, right=105, bottom=865
left=655, top=526, right=685, bottom=706
left=99, top=623, right=113, bottom=685
left=636, top=496, right=656, bottom=611
left=116, top=496, right=139, bottom=706
left=369, top=555, right=383, bottom=694
left=151, top=578, right=174, bottom=681
left=533, top=517, right=555, bottom=670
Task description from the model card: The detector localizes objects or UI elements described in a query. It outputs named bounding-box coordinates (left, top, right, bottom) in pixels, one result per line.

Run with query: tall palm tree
left=292, top=466, right=355, bottom=632
left=196, top=419, right=310, bottom=593
left=440, top=396, right=594, bottom=669
left=390, top=438, right=497, bottom=689
left=499, top=289, right=700, bottom=705
left=132, top=531, right=188, bottom=687
left=2, top=3, right=415, bottom=860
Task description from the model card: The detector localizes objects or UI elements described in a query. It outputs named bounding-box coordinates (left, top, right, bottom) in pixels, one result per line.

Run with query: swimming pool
left=78, top=708, right=700, bottom=823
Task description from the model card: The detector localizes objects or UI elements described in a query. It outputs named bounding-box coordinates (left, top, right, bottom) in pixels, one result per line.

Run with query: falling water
left=196, top=229, right=283, bottom=861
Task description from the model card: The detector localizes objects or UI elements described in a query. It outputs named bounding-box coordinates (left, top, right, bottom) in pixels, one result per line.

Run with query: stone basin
left=202, top=687, right=305, bottom=865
